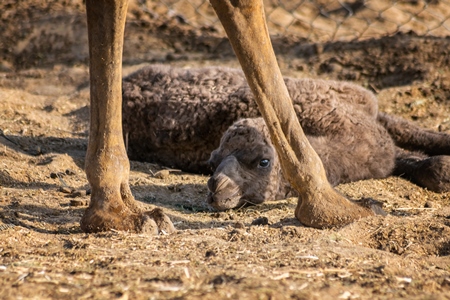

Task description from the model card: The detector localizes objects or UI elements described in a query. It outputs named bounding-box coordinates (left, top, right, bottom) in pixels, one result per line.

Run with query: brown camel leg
left=80, top=0, right=175, bottom=233
left=210, top=0, right=378, bottom=228
left=393, top=148, right=450, bottom=193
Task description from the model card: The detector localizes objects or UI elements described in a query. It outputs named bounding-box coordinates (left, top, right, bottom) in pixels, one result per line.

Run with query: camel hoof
left=146, top=208, right=176, bottom=234
left=295, top=187, right=376, bottom=229
left=413, top=156, right=450, bottom=193
left=139, top=215, right=159, bottom=234
left=80, top=206, right=175, bottom=234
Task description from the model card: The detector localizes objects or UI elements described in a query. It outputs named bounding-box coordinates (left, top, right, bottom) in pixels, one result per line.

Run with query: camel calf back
left=122, top=65, right=381, bottom=174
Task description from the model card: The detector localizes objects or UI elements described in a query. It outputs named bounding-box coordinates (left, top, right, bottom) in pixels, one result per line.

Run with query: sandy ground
left=1, top=1, right=450, bottom=299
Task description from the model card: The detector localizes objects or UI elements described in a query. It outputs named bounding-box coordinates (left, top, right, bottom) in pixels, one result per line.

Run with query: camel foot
left=146, top=208, right=176, bottom=234
left=295, top=185, right=383, bottom=229
left=80, top=204, right=175, bottom=234
left=409, top=156, right=450, bottom=193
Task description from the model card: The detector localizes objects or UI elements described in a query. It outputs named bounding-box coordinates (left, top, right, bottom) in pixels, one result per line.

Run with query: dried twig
left=394, top=207, right=436, bottom=211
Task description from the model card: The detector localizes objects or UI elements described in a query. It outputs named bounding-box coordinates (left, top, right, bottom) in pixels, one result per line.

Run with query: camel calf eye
left=258, top=159, right=270, bottom=168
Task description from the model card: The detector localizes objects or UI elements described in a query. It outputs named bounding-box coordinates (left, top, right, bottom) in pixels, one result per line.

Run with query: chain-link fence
left=141, top=0, right=450, bottom=42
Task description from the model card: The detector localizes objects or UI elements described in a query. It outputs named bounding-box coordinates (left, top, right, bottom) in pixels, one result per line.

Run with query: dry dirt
left=1, top=1, right=450, bottom=299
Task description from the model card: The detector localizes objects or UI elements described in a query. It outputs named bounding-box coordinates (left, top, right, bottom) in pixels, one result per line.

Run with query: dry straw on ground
left=1, top=0, right=450, bottom=299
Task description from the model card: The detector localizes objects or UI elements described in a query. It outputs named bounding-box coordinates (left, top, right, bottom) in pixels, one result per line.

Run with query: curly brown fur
left=378, top=112, right=450, bottom=155
left=122, top=65, right=259, bottom=173
left=392, top=148, right=450, bottom=193
left=122, top=65, right=450, bottom=210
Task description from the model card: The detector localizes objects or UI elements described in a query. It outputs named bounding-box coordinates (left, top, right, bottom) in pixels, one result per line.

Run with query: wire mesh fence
left=142, top=0, right=450, bottom=42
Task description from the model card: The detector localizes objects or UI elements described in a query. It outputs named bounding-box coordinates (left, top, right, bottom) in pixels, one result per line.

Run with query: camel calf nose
left=206, top=175, right=219, bottom=195
left=206, top=156, right=244, bottom=209
left=206, top=174, right=233, bottom=203
left=207, top=156, right=240, bottom=192
left=206, top=174, right=242, bottom=209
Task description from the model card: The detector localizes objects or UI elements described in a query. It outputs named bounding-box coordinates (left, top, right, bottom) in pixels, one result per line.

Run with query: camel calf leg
left=210, top=0, right=378, bottom=228
left=81, top=0, right=174, bottom=233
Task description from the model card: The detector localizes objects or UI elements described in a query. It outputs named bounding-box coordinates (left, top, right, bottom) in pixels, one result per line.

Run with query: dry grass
left=1, top=0, right=450, bottom=299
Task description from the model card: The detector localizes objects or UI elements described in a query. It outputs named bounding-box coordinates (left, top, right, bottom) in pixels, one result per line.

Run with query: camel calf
left=122, top=65, right=450, bottom=211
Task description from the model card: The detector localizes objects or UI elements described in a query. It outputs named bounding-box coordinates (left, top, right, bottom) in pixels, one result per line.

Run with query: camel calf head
left=207, top=118, right=291, bottom=210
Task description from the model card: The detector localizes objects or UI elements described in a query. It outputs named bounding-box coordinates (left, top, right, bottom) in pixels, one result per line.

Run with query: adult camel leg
left=210, top=0, right=379, bottom=228
left=80, top=0, right=174, bottom=233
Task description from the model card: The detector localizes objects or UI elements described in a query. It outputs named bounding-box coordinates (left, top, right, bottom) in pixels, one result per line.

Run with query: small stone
left=251, top=216, right=269, bottom=226
left=59, top=187, right=73, bottom=194
left=32, top=146, right=43, bottom=156
left=65, top=169, right=76, bottom=176
left=205, top=250, right=216, bottom=258
left=153, top=260, right=162, bottom=266
left=70, top=190, right=86, bottom=198
left=234, top=222, right=245, bottom=229
left=70, top=199, right=86, bottom=207
left=154, top=170, right=170, bottom=179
